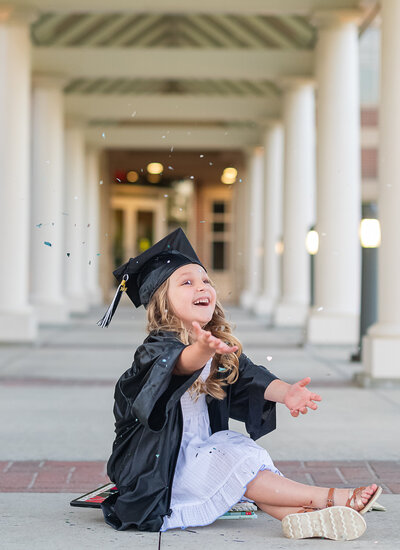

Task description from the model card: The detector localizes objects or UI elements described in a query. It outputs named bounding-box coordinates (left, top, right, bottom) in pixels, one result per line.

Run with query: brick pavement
left=1, top=460, right=399, bottom=494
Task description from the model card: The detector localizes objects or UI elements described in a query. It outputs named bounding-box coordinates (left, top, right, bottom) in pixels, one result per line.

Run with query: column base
left=66, top=294, right=90, bottom=314
left=239, top=289, right=256, bottom=310
left=33, top=302, right=70, bottom=325
left=307, top=310, right=359, bottom=345
left=275, top=301, right=308, bottom=327
left=253, top=295, right=275, bottom=322
left=362, top=327, right=400, bottom=380
left=0, top=308, right=37, bottom=343
left=88, top=285, right=103, bottom=307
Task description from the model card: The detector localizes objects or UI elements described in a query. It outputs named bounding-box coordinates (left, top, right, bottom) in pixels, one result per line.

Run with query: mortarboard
left=97, top=228, right=205, bottom=327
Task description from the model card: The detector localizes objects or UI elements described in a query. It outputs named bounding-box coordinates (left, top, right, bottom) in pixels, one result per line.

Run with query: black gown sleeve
left=229, top=352, right=279, bottom=440
left=113, top=330, right=200, bottom=432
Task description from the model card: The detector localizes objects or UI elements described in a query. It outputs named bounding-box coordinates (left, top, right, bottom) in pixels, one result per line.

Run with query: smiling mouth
left=193, top=298, right=211, bottom=306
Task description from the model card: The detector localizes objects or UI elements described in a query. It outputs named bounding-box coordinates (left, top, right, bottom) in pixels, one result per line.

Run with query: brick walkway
left=1, top=460, right=399, bottom=494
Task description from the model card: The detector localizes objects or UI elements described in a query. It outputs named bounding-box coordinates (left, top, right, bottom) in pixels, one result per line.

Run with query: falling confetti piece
left=87, top=223, right=90, bottom=227
left=96, top=253, right=101, bottom=256
left=267, top=356, right=272, bottom=361
left=164, top=194, right=168, bottom=197
left=36, top=223, right=42, bottom=228
left=99, top=180, right=103, bottom=185
left=66, top=253, right=70, bottom=257
left=155, top=454, right=160, bottom=458
left=317, top=307, right=324, bottom=311
left=44, top=241, right=52, bottom=247
left=200, top=220, right=205, bottom=223
left=209, top=162, right=213, bottom=166
left=101, top=132, right=106, bottom=139
left=190, top=176, right=194, bottom=179
left=116, top=178, right=121, bottom=182
left=88, top=260, right=91, bottom=265
left=131, top=111, right=136, bottom=117
left=168, top=166, right=174, bottom=170
left=170, top=146, right=174, bottom=152
left=161, top=135, right=166, bottom=139
left=200, top=154, right=204, bottom=158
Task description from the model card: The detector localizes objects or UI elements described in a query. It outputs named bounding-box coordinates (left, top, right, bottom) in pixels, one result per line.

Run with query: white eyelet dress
left=160, top=358, right=283, bottom=532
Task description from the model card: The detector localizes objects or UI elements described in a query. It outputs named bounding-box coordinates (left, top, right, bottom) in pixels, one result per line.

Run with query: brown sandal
left=326, top=485, right=383, bottom=515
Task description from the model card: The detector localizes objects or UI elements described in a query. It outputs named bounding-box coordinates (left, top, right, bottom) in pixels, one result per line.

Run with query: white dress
left=160, top=358, right=282, bottom=532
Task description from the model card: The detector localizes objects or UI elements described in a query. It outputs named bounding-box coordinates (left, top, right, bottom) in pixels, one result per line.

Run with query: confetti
left=155, top=454, right=160, bottom=458
left=96, top=253, right=101, bottom=256
left=44, top=241, right=52, bottom=247
left=66, top=253, right=70, bottom=257
left=168, top=166, right=174, bottom=170
left=200, top=220, right=205, bottom=223
left=317, top=307, right=324, bottom=311
left=101, top=132, right=106, bottom=139
left=200, top=154, right=204, bottom=158
left=164, top=194, right=168, bottom=197
left=170, top=146, right=174, bottom=152
left=36, top=223, right=43, bottom=228
left=209, top=162, right=213, bottom=166
left=88, top=260, right=91, bottom=265
left=99, top=180, right=103, bottom=185
left=266, top=356, right=272, bottom=362
left=131, top=111, right=136, bottom=117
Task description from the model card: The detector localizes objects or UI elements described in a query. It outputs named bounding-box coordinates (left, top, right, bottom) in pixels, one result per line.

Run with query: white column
left=275, top=80, right=316, bottom=327
left=30, top=75, right=70, bottom=324
left=307, top=11, right=362, bottom=344
left=254, top=122, right=284, bottom=320
left=64, top=124, right=89, bottom=313
left=363, top=0, right=400, bottom=381
left=86, top=149, right=103, bottom=306
left=240, top=147, right=264, bottom=310
left=0, top=7, right=37, bottom=342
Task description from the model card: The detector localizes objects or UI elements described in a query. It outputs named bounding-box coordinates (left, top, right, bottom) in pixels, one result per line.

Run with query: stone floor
left=1, top=305, right=399, bottom=549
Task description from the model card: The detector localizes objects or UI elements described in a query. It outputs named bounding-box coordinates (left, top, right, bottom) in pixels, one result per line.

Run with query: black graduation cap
left=97, top=228, right=205, bottom=327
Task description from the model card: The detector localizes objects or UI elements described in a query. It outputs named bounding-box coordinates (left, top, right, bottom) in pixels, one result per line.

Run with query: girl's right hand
left=192, top=321, right=238, bottom=355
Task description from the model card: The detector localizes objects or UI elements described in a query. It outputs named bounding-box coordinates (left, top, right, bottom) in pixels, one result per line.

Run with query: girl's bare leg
left=257, top=502, right=306, bottom=521
left=244, top=470, right=377, bottom=511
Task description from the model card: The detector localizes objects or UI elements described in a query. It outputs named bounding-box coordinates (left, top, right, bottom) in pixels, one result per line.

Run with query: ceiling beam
left=65, top=94, right=282, bottom=122
left=10, top=0, right=361, bottom=16
left=85, top=124, right=261, bottom=150
left=33, top=48, right=314, bottom=80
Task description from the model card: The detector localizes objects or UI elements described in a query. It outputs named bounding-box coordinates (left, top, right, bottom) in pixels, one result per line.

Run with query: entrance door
left=198, top=187, right=235, bottom=303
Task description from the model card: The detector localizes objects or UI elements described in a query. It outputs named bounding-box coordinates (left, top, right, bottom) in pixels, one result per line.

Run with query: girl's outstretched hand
left=191, top=321, right=238, bottom=355
left=283, top=377, right=322, bottom=417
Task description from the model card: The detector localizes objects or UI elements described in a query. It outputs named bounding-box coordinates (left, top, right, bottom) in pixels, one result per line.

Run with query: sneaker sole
left=282, top=506, right=367, bottom=541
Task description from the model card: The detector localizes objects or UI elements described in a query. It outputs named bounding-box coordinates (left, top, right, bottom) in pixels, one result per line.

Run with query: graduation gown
left=101, top=330, right=279, bottom=532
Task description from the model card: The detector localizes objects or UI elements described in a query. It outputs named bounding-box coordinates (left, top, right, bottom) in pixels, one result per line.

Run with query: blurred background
left=1, top=0, right=398, bottom=385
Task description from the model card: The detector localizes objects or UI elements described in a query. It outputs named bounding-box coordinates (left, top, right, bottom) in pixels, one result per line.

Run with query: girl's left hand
left=283, top=377, right=322, bottom=417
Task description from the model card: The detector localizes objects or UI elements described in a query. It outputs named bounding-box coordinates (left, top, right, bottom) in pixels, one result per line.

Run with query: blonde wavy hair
left=146, top=276, right=242, bottom=400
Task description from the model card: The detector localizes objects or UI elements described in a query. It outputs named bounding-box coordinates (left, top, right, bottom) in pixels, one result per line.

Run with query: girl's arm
left=264, top=377, right=322, bottom=417
left=172, top=321, right=238, bottom=375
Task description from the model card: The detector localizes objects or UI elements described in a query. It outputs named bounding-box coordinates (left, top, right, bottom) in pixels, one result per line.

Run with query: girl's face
left=167, top=264, right=217, bottom=330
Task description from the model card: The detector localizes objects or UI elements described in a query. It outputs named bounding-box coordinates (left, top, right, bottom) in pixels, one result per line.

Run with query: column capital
left=0, top=4, right=38, bottom=25
left=312, top=9, right=364, bottom=29
left=278, top=76, right=316, bottom=92
left=32, top=73, right=69, bottom=90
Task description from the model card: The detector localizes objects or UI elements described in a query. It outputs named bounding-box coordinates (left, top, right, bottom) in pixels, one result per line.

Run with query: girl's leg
left=257, top=502, right=307, bottom=521
left=244, top=470, right=377, bottom=511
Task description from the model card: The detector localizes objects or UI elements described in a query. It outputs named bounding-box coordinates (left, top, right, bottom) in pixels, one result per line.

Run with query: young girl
left=99, top=228, right=381, bottom=541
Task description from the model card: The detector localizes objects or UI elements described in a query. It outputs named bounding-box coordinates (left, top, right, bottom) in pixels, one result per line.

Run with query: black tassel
left=97, top=274, right=129, bottom=327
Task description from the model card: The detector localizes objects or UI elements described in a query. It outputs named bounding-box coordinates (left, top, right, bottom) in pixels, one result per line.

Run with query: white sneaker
left=282, top=506, right=367, bottom=541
